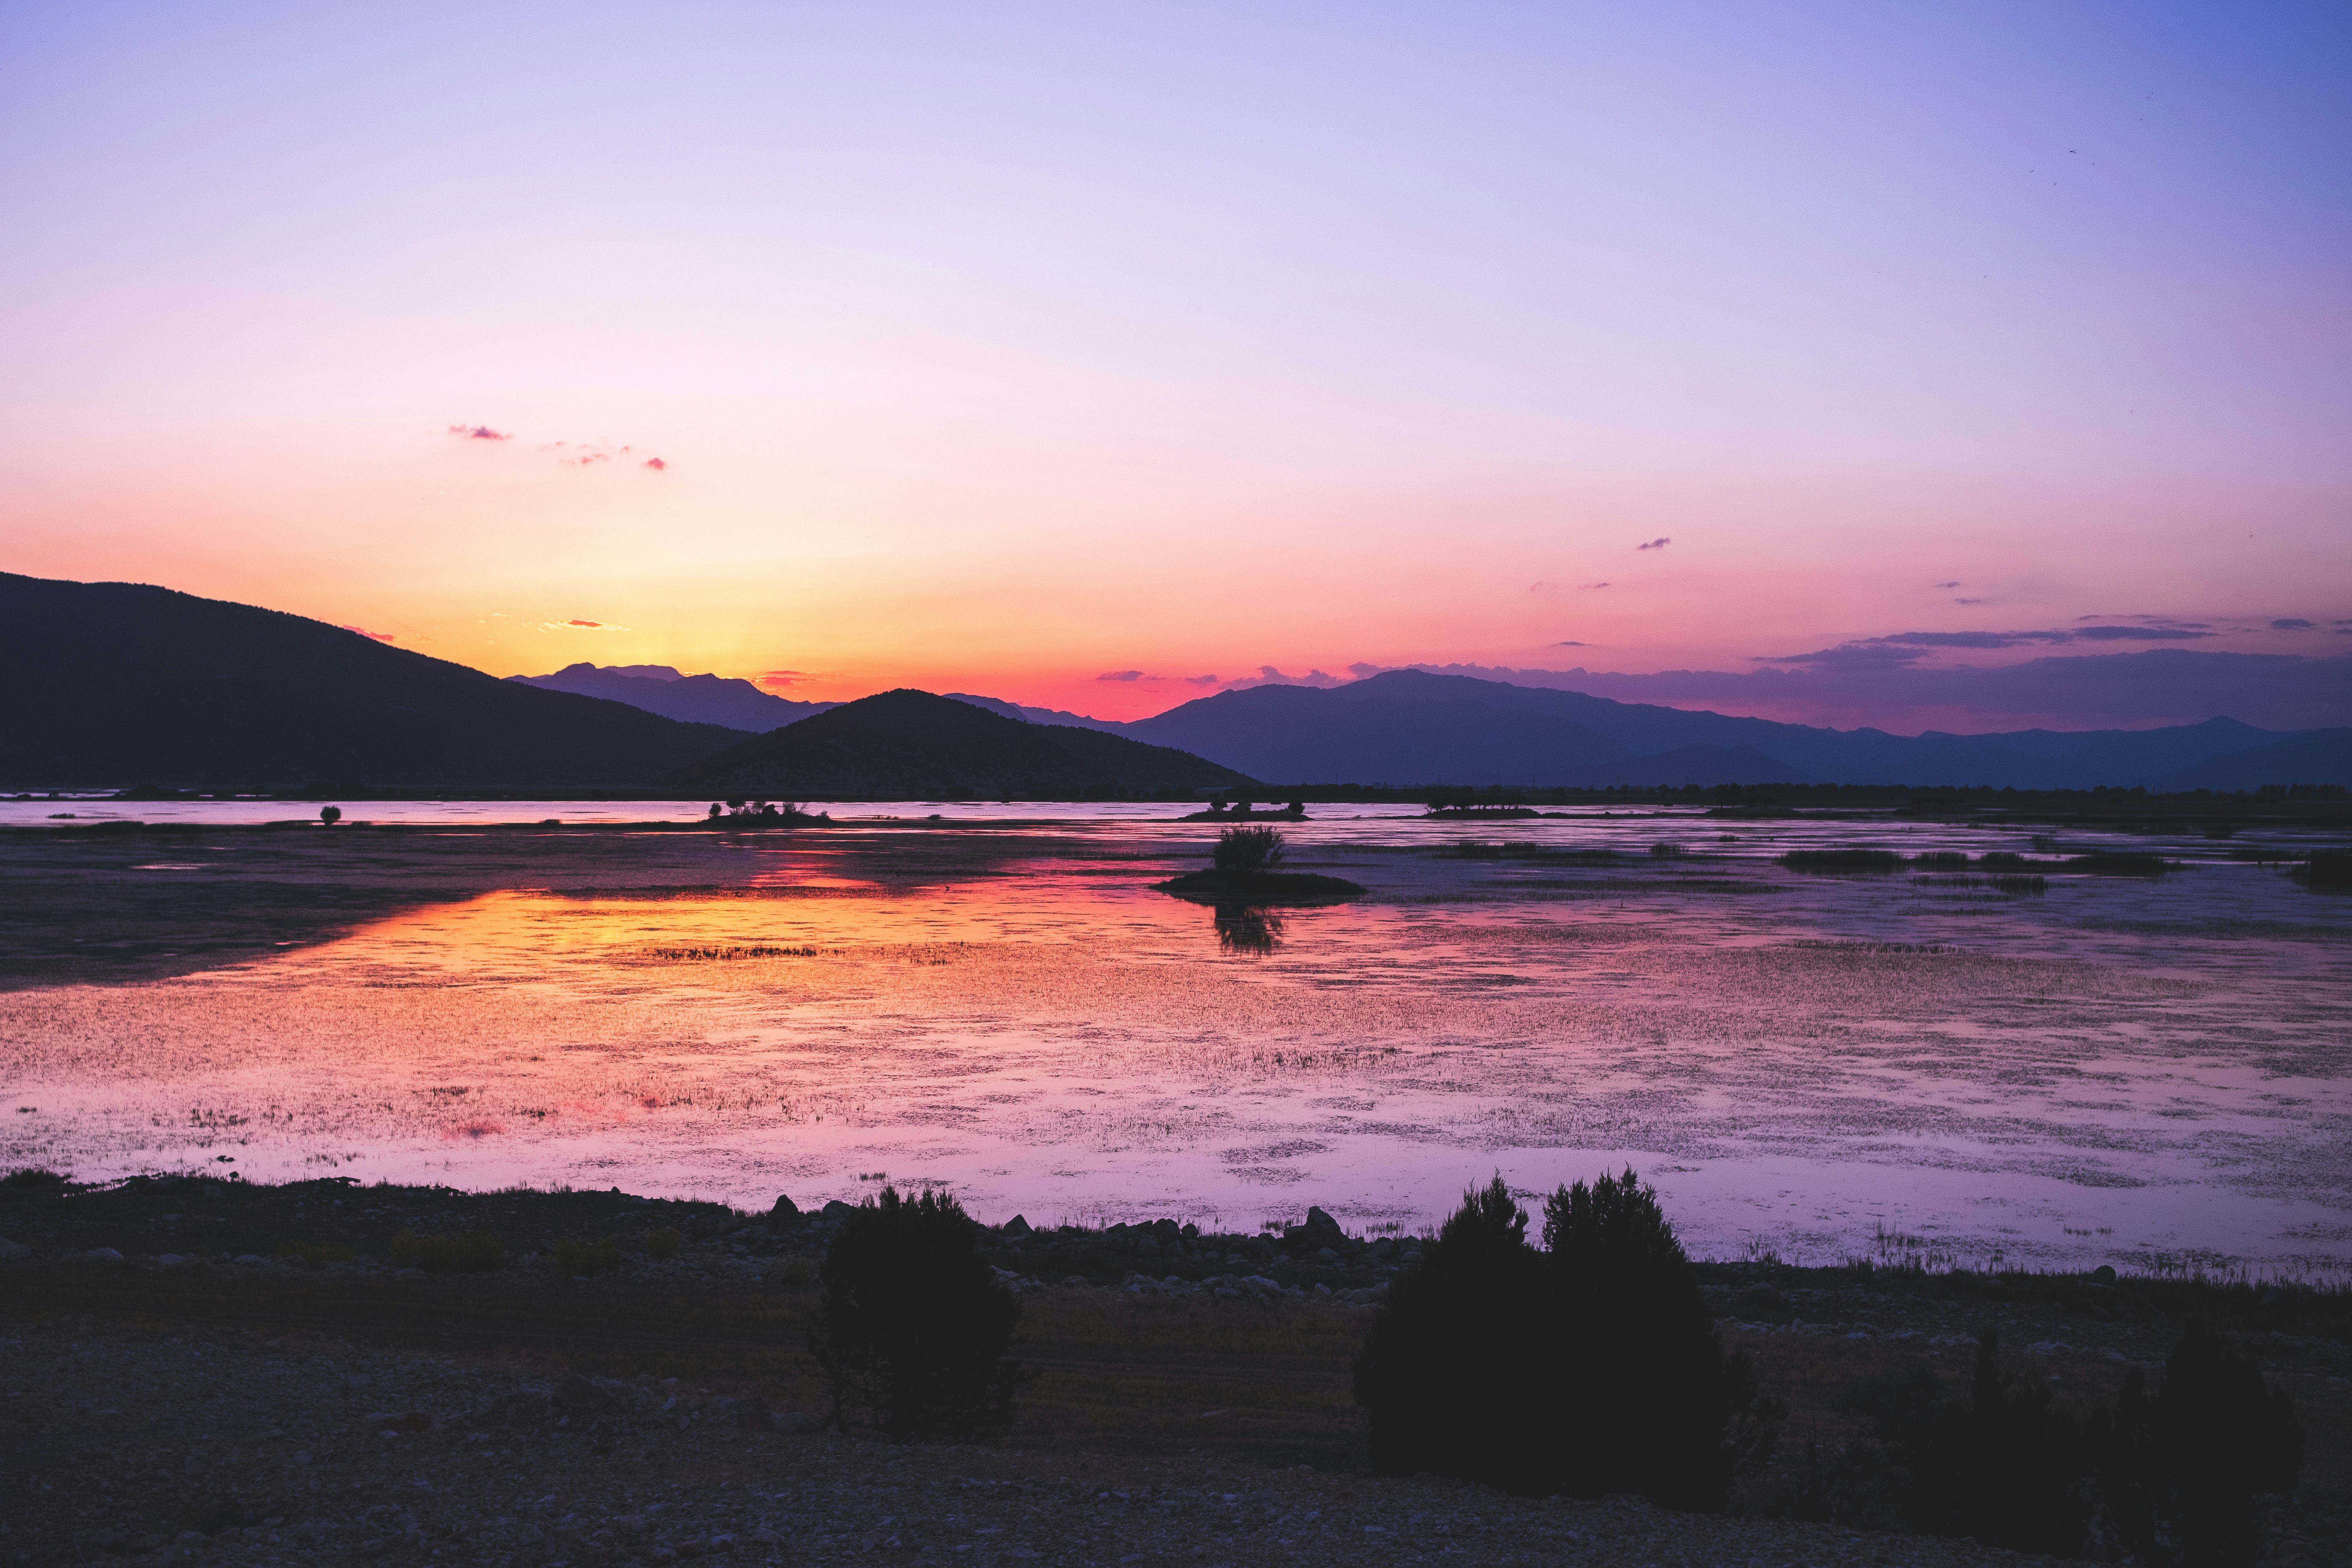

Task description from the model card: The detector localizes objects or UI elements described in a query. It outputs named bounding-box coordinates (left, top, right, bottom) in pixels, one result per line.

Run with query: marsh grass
left=387, top=1227, right=504, bottom=1274
left=1780, top=849, right=1905, bottom=873
left=644, top=944, right=822, bottom=961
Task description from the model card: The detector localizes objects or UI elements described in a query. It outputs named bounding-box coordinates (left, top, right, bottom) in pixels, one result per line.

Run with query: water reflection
left=1212, top=903, right=1285, bottom=956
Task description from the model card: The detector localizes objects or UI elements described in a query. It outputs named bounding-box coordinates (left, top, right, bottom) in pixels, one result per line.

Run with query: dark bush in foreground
left=1354, top=1171, right=1775, bottom=1507
left=2107, top=1321, right=2305, bottom=1567
left=388, top=1227, right=503, bottom=1274
left=0, top=1168, right=70, bottom=1201
left=1780, top=848, right=1904, bottom=872
left=2293, top=849, right=2352, bottom=889
left=810, top=1187, right=1026, bottom=1441
left=553, top=1237, right=622, bottom=1277
left=1212, top=825, right=1286, bottom=873
left=1784, top=1323, right=2302, bottom=1564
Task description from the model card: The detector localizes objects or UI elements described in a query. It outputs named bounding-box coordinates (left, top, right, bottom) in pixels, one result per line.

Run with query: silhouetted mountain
left=1122, top=671, right=2346, bottom=788
left=0, top=573, right=747, bottom=789
left=668, top=690, right=1250, bottom=798
left=941, top=693, right=1127, bottom=733
left=510, top=663, right=833, bottom=731
left=2151, top=731, right=2352, bottom=793
left=1566, top=745, right=1824, bottom=788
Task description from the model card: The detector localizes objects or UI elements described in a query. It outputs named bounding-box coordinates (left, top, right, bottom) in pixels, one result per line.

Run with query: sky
left=3, top=3, right=2347, bottom=733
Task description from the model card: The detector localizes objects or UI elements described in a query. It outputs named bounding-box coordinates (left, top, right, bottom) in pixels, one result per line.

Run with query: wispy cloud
left=642, top=457, right=667, bottom=471
left=2272, top=617, right=2316, bottom=630
left=1933, top=580, right=1962, bottom=589
left=1635, top=537, right=1670, bottom=551
left=448, top=424, right=511, bottom=442
left=1757, top=624, right=2214, bottom=666
left=1221, top=665, right=1350, bottom=689
left=1553, top=640, right=1587, bottom=647
left=533, top=618, right=630, bottom=632
left=1580, top=581, right=1610, bottom=590
left=1182, top=674, right=1221, bottom=686
left=757, top=670, right=809, bottom=690
left=1095, top=669, right=1145, bottom=682
left=339, top=624, right=396, bottom=642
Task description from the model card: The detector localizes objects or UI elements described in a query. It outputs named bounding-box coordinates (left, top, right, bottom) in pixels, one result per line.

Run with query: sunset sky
left=4, top=4, right=2347, bottom=731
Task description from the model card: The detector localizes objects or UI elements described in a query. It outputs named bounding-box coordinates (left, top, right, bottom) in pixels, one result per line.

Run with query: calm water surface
left=2, top=803, right=2345, bottom=1277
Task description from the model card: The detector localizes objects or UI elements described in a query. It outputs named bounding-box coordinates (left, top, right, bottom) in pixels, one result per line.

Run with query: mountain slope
left=668, top=690, right=1250, bottom=797
left=1126, top=670, right=2341, bottom=788
left=0, top=572, right=747, bottom=789
left=510, top=663, right=833, bottom=731
left=2151, top=731, right=2352, bottom=793
left=941, top=693, right=1128, bottom=733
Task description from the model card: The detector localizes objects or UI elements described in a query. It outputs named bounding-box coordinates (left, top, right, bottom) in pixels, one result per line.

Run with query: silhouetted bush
left=1911, top=851, right=1970, bottom=869
left=1353, top=1177, right=1551, bottom=1492
left=809, top=1187, right=1027, bottom=1441
left=2293, top=849, right=2352, bottom=889
left=1990, top=874, right=2048, bottom=895
left=0, top=1168, right=69, bottom=1201
left=2104, top=1321, right=2305, bottom=1567
left=1212, top=825, right=1286, bottom=873
left=388, top=1227, right=504, bottom=1274
left=1782, top=1323, right=2303, bottom=1564
left=2066, top=852, right=2170, bottom=876
left=638, top=1226, right=684, bottom=1260
left=1648, top=841, right=1687, bottom=858
left=1354, top=1171, right=1775, bottom=1507
left=553, top=1237, right=622, bottom=1277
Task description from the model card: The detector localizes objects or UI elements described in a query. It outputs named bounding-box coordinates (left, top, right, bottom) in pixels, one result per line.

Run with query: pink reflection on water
left=0, top=825, right=2347, bottom=1278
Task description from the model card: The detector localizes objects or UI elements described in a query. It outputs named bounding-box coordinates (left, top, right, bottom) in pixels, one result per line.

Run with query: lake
left=2, top=802, right=2346, bottom=1279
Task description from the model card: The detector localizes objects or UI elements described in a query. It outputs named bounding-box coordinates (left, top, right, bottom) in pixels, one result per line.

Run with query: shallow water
left=3, top=806, right=2347, bottom=1277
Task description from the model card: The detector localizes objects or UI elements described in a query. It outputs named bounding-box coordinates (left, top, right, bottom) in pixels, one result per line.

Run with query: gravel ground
left=0, top=1323, right=2062, bottom=1568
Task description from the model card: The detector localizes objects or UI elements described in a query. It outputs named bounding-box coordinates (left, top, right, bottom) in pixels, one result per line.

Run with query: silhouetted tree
left=2105, top=1321, right=2305, bottom=1567
left=319, top=805, right=341, bottom=826
left=808, top=1187, right=1026, bottom=1441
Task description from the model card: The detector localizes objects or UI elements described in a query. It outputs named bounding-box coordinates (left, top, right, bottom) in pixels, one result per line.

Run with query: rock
left=711, top=1396, right=772, bottom=1430
left=770, top=1410, right=820, bottom=1435
left=1150, top=1218, right=1181, bottom=1243
left=1284, top=1207, right=1347, bottom=1247
left=1730, top=1283, right=1792, bottom=1324
left=0, top=1236, right=27, bottom=1259
left=769, top=1193, right=800, bottom=1223
left=85, top=1247, right=123, bottom=1263
left=2026, top=1340, right=2073, bottom=1358
left=554, top=1372, right=614, bottom=1409
left=2091, top=1264, right=2118, bottom=1285
left=1241, top=1274, right=1281, bottom=1296
left=1001, top=1214, right=1032, bottom=1238
left=233, top=1253, right=266, bottom=1266
left=819, top=1200, right=854, bottom=1221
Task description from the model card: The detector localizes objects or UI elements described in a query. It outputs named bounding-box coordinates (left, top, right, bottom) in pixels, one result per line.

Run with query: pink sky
left=3, top=5, right=2346, bottom=730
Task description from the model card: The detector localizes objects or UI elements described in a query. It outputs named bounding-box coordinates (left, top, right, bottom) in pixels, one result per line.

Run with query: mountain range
left=5, top=575, right=2345, bottom=793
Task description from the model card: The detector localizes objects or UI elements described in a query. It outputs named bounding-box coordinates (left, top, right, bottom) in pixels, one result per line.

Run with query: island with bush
left=1154, top=826, right=1366, bottom=902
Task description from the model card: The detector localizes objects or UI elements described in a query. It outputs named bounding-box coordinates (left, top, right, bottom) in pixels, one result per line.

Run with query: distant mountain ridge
left=668, top=691, right=1249, bottom=798
left=1119, top=671, right=2350, bottom=789
left=510, top=663, right=833, bottom=731
left=0, top=573, right=745, bottom=789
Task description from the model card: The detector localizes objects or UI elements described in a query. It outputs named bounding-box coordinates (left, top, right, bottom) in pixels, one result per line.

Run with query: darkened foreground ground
left=2, top=1175, right=2347, bottom=1566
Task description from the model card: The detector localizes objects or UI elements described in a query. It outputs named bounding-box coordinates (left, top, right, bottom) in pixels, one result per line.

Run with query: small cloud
left=1529, top=581, right=1558, bottom=594
left=448, top=424, right=512, bottom=442
left=1580, top=581, right=1611, bottom=590
left=1954, top=598, right=1984, bottom=605
left=1933, top=580, right=1962, bottom=589
left=1095, top=670, right=1145, bottom=683
left=2271, top=617, right=2315, bottom=630
left=757, top=670, right=809, bottom=690
left=1635, top=537, right=1670, bottom=551
left=564, top=452, right=609, bottom=467
left=2071, top=625, right=2212, bottom=642
left=339, top=625, right=396, bottom=643
left=642, top=457, right=667, bottom=471
left=1184, top=673, right=1221, bottom=685
left=534, top=618, right=630, bottom=632
left=1553, top=640, right=1587, bottom=647
left=568, top=619, right=602, bottom=628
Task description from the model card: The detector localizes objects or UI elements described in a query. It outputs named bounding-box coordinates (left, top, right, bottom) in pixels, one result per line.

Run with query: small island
left=1154, top=826, right=1366, bottom=902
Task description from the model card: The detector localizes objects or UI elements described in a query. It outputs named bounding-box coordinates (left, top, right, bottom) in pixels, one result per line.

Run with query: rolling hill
left=0, top=572, right=747, bottom=790
left=667, top=690, right=1250, bottom=798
